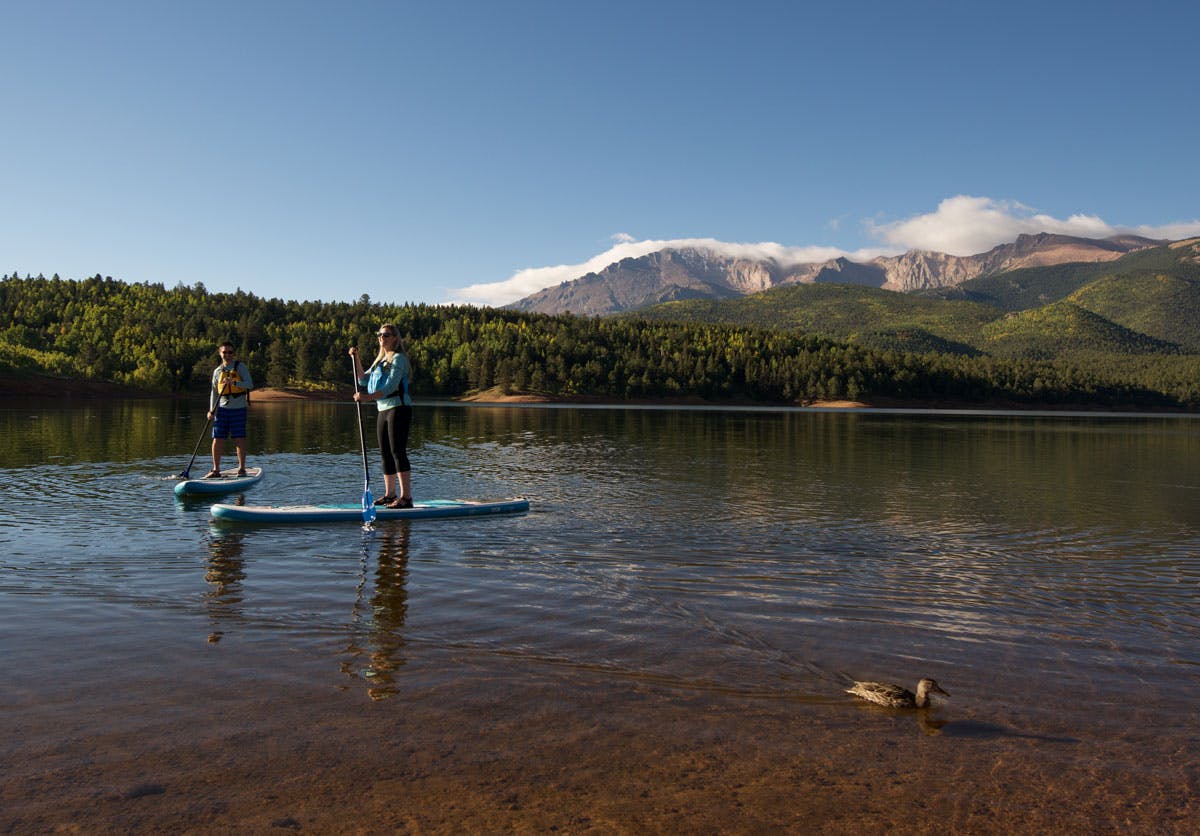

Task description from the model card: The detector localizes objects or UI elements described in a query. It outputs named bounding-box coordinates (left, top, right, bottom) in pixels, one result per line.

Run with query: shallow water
left=2, top=399, right=1198, bottom=829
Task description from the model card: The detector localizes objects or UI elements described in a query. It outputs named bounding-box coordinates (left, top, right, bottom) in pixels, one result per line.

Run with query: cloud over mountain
left=868, top=196, right=1115, bottom=255
left=449, top=196, right=1200, bottom=307
left=450, top=237, right=883, bottom=307
left=865, top=196, right=1200, bottom=256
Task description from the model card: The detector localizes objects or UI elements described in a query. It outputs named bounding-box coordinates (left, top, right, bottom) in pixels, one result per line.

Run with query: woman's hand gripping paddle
left=351, top=355, right=377, bottom=526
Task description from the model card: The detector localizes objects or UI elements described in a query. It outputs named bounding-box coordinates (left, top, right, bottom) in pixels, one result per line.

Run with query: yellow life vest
left=218, top=364, right=249, bottom=396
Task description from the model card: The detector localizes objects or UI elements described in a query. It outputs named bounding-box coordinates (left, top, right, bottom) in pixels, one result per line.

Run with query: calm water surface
left=2, top=400, right=1198, bottom=751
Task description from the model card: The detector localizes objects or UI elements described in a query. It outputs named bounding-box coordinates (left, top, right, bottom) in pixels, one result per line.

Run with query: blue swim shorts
left=212, top=406, right=248, bottom=439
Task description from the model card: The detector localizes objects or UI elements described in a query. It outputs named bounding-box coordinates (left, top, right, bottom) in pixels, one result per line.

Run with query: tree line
left=2, top=274, right=1198, bottom=409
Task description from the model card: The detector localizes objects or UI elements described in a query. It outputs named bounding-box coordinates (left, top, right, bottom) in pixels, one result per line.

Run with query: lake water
left=2, top=399, right=1197, bottom=831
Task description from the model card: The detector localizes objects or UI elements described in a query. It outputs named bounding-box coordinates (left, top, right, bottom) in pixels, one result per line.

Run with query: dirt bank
left=249, top=386, right=345, bottom=402
left=456, top=385, right=869, bottom=408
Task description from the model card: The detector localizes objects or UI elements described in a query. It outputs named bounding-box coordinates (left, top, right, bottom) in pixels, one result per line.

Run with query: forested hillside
left=2, top=273, right=1199, bottom=409
left=635, top=239, right=1200, bottom=370
left=631, top=283, right=1002, bottom=350
left=920, top=238, right=1200, bottom=312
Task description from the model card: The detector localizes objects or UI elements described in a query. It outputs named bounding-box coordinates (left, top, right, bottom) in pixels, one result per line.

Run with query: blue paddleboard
left=175, top=467, right=264, bottom=497
left=210, top=496, right=529, bottom=523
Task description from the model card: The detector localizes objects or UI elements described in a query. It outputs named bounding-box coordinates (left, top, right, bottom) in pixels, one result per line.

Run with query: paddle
left=179, top=376, right=230, bottom=479
left=177, top=412, right=214, bottom=479
left=351, top=354, right=377, bottom=525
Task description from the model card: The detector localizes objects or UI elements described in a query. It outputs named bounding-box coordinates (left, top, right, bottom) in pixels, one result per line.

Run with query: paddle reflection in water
left=342, top=523, right=411, bottom=701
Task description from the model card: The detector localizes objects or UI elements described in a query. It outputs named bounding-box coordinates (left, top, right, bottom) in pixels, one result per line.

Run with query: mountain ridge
left=508, top=233, right=1164, bottom=315
left=627, top=238, right=1200, bottom=361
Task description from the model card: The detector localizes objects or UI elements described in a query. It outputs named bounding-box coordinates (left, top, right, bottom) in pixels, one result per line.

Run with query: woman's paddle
left=351, top=355, right=377, bottom=525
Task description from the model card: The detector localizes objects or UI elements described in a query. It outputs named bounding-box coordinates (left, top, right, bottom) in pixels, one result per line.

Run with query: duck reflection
left=204, top=526, right=246, bottom=643
left=344, top=523, right=411, bottom=701
left=848, top=699, right=950, bottom=736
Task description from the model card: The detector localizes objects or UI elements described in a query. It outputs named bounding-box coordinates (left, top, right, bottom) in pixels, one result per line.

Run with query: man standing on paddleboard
left=205, top=342, right=254, bottom=478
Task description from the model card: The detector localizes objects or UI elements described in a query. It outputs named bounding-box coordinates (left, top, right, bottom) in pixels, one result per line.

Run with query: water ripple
left=3, top=403, right=1200, bottom=727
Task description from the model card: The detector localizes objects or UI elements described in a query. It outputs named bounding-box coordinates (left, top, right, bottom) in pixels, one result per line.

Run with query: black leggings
left=376, top=406, right=412, bottom=475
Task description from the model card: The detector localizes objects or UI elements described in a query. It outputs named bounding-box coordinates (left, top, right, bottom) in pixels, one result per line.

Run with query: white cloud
left=449, top=197, right=1200, bottom=307
left=449, top=237, right=885, bottom=307
left=1127, top=220, right=1200, bottom=240
left=448, top=238, right=670, bottom=307
left=868, top=195, right=1200, bottom=256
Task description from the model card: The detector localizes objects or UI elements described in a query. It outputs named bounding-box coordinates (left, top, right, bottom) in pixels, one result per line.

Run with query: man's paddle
left=351, top=355, right=377, bottom=525
left=178, top=412, right=214, bottom=479
left=179, top=376, right=230, bottom=479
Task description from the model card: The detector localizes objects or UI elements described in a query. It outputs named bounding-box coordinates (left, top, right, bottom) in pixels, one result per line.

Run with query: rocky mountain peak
left=507, top=234, right=1165, bottom=315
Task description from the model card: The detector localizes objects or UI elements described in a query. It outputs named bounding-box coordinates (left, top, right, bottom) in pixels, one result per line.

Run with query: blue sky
left=3, top=0, right=1198, bottom=307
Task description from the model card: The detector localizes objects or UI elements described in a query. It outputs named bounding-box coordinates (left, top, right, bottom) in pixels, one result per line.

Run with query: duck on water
left=846, top=678, right=949, bottom=709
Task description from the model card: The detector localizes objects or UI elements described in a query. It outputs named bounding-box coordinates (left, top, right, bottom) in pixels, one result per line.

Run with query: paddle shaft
left=179, top=413, right=214, bottom=478
left=179, top=377, right=231, bottom=478
left=350, top=352, right=372, bottom=496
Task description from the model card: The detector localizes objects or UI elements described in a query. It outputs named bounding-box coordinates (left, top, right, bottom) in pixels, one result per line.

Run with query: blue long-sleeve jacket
left=359, top=353, right=412, bottom=410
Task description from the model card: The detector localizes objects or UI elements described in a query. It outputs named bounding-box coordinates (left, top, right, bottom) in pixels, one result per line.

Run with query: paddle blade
left=362, top=488, right=377, bottom=524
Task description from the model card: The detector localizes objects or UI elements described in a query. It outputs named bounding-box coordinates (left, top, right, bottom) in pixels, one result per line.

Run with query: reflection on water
left=0, top=397, right=365, bottom=470
left=1, top=400, right=1198, bottom=744
left=341, top=524, right=411, bottom=701
left=918, top=716, right=1082, bottom=742
left=205, top=527, right=247, bottom=643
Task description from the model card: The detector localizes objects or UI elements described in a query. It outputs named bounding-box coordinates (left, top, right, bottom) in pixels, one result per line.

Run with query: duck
left=846, top=677, right=949, bottom=709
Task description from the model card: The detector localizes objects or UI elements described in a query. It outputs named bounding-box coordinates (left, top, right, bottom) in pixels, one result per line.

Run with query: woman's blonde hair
left=375, top=323, right=405, bottom=363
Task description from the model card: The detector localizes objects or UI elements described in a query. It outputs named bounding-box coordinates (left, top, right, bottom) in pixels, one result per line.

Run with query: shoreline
left=0, top=375, right=1191, bottom=414
left=0, top=374, right=868, bottom=407
left=5, top=640, right=1195, bottom=834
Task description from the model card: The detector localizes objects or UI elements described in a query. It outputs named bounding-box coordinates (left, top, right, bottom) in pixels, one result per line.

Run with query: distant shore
left=248, top=386, right=873, bottom=409
left=0, top=375, right=870, bottom=409
left=2, top=374, right=1189, bottom=413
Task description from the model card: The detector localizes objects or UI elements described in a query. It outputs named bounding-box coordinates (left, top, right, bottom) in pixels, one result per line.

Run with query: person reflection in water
left=204, top=528, right=246, bottom=644
left=361, top=524, right=411, bottom=701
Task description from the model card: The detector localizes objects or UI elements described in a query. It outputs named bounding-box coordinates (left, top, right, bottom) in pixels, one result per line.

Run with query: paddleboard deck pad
left=175, top=467, right=264, bottom=496
left=210, top=496, right=529, bottom=523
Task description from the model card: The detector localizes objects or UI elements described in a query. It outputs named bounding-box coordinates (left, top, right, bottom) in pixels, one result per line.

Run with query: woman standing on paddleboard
left=350, top=324, right=414, bottom=509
